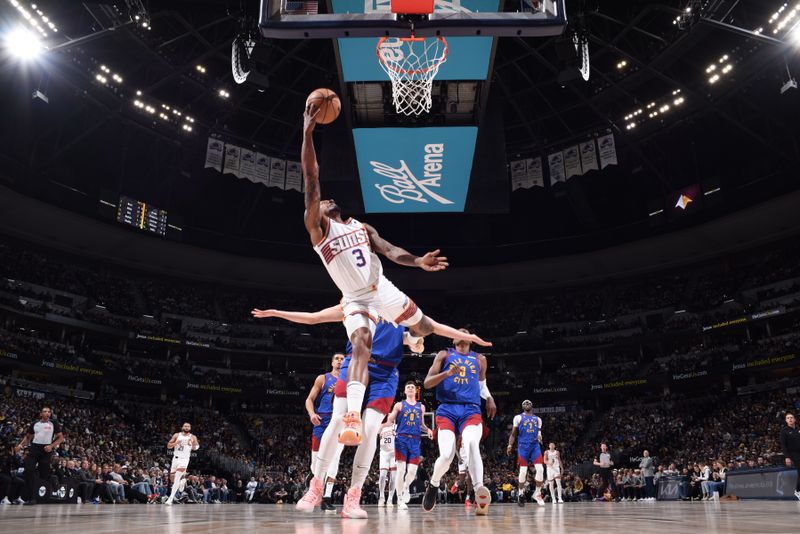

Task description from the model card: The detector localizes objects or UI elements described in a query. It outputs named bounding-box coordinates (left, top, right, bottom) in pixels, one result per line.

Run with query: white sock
left=556, top=479, right=563, bottom=500
left=314, top=398, right=347, bottom=480
left=168, top=471, right=183, bottom=501
left=349, top=408, right=383, bottom=488
left=395, top=461, right=407, bottom=494
left=311, top=450, right=318, bottom=474
left=430, top=429, right=456, bottom=487
left=548, top=480, right=555, bottom=498
left=346, top=381, right=366, bottom=414
left=462, top=424, right=484, bottom=490
left=403, top=464, right=418, bottom=495
left=388, top=470, right=397, bottom=500
left=324, top=481, right=334, bottom=498
left=379, top=470, right=388, bottom=500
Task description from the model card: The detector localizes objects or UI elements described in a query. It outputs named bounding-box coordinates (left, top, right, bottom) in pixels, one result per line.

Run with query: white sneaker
left=14, top=498, right=25, bottom=505
left=794, top=490, right=800, bottom=501
left=402, top=491, right=410, bottom=504
left=557, top=499, right=564, bottom=504
left=534, top=493, right=545, bottom=506
left=398, top=501, right=408, bottom=510
left=386, top=501, right=394, bottom=508
left=475, top=486, right=491, bottom=515
left=165, top=499, right=173, bottom=506
left=378, top=499, right=386, bottom=507
left=77, top=497, right=82, bottom=504
left=1, top=497, right=10, bottom=505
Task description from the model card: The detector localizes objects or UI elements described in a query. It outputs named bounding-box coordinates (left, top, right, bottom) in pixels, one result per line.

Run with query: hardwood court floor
left=1, top=501, right=799, bottom=533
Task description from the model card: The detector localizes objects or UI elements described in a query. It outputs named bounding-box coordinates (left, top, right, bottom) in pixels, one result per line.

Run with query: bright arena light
left=4, top=27, right=42, bottom=60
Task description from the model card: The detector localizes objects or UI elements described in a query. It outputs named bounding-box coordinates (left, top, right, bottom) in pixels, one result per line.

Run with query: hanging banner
left=285, top=161, right=303, bottom=192
left=580, top=140, right=599, bottom=173
left=510, top=159, right=528, bottom=191
left=239, top=149, right=257, bottom=182
left=527, top=157, right=544, bottom=188
left=204, top=138, right=224, bottom=172
left=268, top=158, right=286, bottom=189
left=255, top=153, right=271, bottom=185
left=548, top=152, right=566, bottom=185
left=598, top=133, right=618, bottom=169
left=564, top=145, right=582, bottom=179
left=223, top=145, right=241, bottom=176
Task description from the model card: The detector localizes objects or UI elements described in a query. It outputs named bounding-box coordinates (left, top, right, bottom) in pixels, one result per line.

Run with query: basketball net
left=377, top=36, right=448, bottom=116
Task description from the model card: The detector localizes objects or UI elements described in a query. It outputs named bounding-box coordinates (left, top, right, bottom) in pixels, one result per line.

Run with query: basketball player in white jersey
left=377, top=421, right=397, bottom=507
left=544, top=442, right=564, bottom=503
left=165, top=422, right=199, bottom=505
left=302, top=104, right=491, bottom=447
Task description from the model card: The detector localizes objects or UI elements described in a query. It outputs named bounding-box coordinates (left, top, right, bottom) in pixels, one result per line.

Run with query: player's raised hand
left=465, top=332, right=492, bottom=347
left=251, top=308, right=278, bottom=319
left=416, top=249, right=449, bottom=272
left=303, top=103, right=319, bottom=134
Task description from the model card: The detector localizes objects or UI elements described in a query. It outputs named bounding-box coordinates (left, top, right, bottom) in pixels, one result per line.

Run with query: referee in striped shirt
left=14, top=406, right=65, bottom=505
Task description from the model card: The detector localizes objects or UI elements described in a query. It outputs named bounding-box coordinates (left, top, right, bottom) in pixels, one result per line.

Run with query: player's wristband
left=479, top=379, right=492, bottom=400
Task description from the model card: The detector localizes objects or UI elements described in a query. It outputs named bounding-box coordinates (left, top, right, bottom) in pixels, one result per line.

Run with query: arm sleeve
left=512, top=415, right=521, bottom=428
left=537, top=416, right=543, bottom=430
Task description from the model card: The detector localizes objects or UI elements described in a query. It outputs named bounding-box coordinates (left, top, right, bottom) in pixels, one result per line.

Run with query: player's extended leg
left=341, top=407, right=384, bottom=519
left=378, top=469, right=389, bottom=506
left=547, top=477, right=556, bottom=503
left=424, top=428, right=456, bottom=512
left=533, top=464, right=545, bottom=506
left=401, top=464, right=418, bottom=504
left=165, top=467, right=185, bottom=505
left=340, top=323, right=373, bottom=446
left=321, top=443, right=344, bottom=511
left=387, top=466, right=397, bottom=506
left=517, top=466, right=528, bottom=506
left=462, top=423, right=490, bottom=515
left=298, top=398, right=347, bottom=511
left=394, top=460, right=407, bottom=508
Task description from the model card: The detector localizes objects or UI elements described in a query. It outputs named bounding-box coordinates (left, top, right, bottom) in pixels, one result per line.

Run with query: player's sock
left=556, top=479, right=563, bottom=501
left=167, top=471, right=183, bottom=502
left=324, top=481, right=334, bottom=498
left=349, top=408, right=383, bottom=487
left=430, top=429, right=456, bottom=488
left=378, top=470, right=388, bottom=501
left=548, top=480, right=555, bottom=500
left=388, top=470, right=397, bottom=502
left=462, top=424, right=484, bottom=490
left=346, top=381, right=366, bottom=414
left=310, top=450, right=318, bottom=474
left=314, top=398, right=347, bottom=480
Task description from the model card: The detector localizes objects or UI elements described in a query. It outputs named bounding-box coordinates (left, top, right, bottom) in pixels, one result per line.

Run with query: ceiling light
left=4, top=27, right=43, bottom=60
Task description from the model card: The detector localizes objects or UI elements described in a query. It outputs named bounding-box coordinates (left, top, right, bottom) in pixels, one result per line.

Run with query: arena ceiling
left=0, top=0, right=799, bottom=265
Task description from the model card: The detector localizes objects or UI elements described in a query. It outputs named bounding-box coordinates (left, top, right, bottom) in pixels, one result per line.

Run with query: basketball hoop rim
left=376, top=36, right=449, bottom=76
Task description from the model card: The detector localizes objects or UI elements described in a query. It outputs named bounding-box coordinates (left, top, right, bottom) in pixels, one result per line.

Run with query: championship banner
left=598, top=133, right=618, bottom=169
left=268, top=158, right=287, bottom=189
left=255, top=153, right=271, bottom=185
left=238, top=149, right=257, bottom=182
left=548, top=151, right=566, bottom=185
left=510, top=159, right=528, bottom=191
left=353, top=127, right=477, bottom=213
left=563, top=145, right=582, bottom=179
left=223, top=145, right=241, bottom=176
left=579, top=140, right=599, bottom=173
left=285, top=161, right=303, bottom=192
left=204, top=137, right=224, bottom=172
left=527, top=157, right=544, bottom=187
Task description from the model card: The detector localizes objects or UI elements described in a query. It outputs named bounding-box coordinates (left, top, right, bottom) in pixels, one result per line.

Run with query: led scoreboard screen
left=116, top=195, right=168, bottom=236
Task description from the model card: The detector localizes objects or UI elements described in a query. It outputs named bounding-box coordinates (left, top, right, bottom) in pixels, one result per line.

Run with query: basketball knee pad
left=534, top=464, right=544, bottom=482
left=518, top=466, right=528, bottom=484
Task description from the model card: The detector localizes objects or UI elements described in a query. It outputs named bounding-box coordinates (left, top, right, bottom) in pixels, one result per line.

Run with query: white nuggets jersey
left=380, top=426, right=395, bottom=453
left=173, top=433, right=194, bottom=460
left=314, top=218, right=382, bottom=296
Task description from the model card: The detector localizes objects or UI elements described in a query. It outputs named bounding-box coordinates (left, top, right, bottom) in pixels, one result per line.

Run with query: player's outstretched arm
left=363, top=223, right=448, bottom=272
left=423, top=350, right=458, bottom=389
left=251, top=304, right=343, bottom=325
left=302, top=104, right=326, bottom=245
left=426, top=318, right=492, bottom=347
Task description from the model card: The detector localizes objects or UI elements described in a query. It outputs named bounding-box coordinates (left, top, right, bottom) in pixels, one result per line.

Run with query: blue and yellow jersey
left=436, top=348, right=480, bottom=405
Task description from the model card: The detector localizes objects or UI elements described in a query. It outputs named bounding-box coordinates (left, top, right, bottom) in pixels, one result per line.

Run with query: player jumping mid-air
left=300, top=103, right=491, bottom=447
left=507, top=400, right=545, bottom=506
left=422, top=331, right=496, bottom=515
left=386, top=381, right=433, bottom=509
left=165, top=423, right=199, bottom=505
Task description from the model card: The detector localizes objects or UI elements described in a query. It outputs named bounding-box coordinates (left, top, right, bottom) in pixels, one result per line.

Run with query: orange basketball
left=306, top=88, right=341, bottom=125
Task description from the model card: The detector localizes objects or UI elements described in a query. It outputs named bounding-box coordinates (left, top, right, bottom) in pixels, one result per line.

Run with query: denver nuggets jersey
left=314, top=218, right=382, bottom=296
left=397, top=400, right=422, bottom=437
left=344, top=317, right=405, bottom=377
left=516, top=413, right=542, bottom=446
left=436, top=348, right=480, bottom=405
left=315, top=372, right=337, bottom=415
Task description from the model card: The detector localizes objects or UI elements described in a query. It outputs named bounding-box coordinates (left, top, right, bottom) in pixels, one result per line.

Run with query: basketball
left=306, top=88, right=341, bottom=125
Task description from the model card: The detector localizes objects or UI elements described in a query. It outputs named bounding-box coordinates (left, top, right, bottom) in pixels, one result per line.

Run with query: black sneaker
left=321, top=497, right=336, bottom=512
left=422, top=485, right=438, bottom=512
left=517, top=493, right=525, bottom=507
left=23, top=499, right=37, bottom=506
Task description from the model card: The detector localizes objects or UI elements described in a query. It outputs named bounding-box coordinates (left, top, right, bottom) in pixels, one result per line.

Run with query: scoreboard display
left=116, top=195, right=168, bottom=236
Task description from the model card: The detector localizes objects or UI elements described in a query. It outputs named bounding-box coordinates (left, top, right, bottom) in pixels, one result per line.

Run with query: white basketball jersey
left=379, top=427, right=395, bottom=453
left=173, top=433, right=194, bottom=459
left=548, top=450, right=561, bottom=469
left=314, top=218, right=382, bottom=296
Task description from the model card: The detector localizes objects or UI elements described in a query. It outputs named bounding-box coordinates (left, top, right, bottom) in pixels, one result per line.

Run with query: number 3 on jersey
left=352, top=248, right=366, bottom=267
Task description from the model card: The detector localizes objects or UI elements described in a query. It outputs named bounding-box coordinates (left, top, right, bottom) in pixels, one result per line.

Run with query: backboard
left=260, top=0, right=567, bottom=39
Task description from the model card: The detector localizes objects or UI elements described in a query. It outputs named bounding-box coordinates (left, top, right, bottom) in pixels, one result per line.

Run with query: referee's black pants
left=24, top=445, right=53, bottom=501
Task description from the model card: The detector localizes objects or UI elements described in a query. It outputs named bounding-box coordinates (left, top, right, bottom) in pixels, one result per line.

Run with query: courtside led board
left=353, top=127, right=478, bottom=213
